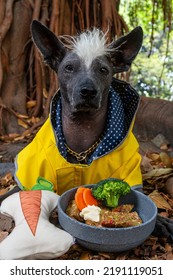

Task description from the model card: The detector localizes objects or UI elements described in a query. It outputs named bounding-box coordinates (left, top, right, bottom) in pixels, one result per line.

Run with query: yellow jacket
left=15, top=79, right=142, bottom=194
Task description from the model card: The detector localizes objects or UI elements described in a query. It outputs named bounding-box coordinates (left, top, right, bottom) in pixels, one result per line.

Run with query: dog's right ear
left=31, top=20, right=66, bottom=72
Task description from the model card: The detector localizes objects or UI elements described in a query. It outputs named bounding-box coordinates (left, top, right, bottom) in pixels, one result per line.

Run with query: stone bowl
left=57, top=185, right=157, bottom=252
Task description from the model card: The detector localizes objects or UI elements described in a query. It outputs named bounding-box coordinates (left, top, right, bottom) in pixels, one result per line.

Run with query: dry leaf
left=8, top=133, right=19, bottom=138
left=142, top=168, right=173, bottom=180
left=147, top=153, right=160, bottom=161
left=0, top=231, right=8, bottom=242
left=116, top=252, right=129, bottom=260
left=168, top=198, right=173, bottom=208
left=141, top=155, right=153, bottom=173
left=79, top=251, right=91, bottom=260
left=144, top=236, right=158, bottom=246
left=164, top=243, right=172, bottom=252
left=4, top=172, right=13, bottom=181
left=43, top=88, right=48, bottom=98
left=18, top=119, right=28, bottom=129
left=26, top=100, right=37, bottom=108
left=31, top=116, right=40, bottom=124
left=162, top=251, right=173, bottom=260
left=149, top=190, right=172, bottom=210
left=160, top=143, right=169, bottom=150
left=14, top=135, right=25, bottom=141
left=22, top=129, right=31, bottom=137
left=0, top=172, right=13, bottom=185
left=98, top=252, right=112, bottom=259
left=159, top=152, right=172, bottom=168
left=1, top=133, right=21, bottom=141
left=0, top=188, right=8, bottom=195
left=17, top=114, right=29, bottom=119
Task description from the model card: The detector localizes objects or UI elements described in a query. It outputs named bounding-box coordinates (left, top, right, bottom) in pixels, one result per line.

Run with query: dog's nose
left=80, top=88, right=97, bottom=98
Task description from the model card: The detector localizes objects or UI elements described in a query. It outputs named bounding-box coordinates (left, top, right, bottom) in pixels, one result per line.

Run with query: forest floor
left=0, top=133, right=173, bottom=260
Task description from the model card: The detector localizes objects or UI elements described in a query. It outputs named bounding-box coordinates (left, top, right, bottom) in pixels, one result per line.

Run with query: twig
left=22, top=118, right=45, bottom=137
left=32, top=0, right=41, bottom=19
left=0, top=0, right=14, bottom=44
left=76, top=1, right=85, bottom=30
left=0, top=103, right=31, bottom=126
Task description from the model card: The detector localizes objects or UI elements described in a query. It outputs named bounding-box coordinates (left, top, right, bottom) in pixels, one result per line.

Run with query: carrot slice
left=75, top=189, right=87, bottom=211
left=83, top=188, right=98, bottom=206
left=76, top=187, right=86, bottom=193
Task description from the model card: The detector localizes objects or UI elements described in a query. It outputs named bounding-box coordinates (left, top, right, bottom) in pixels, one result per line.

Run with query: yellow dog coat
left=15, top=78, right=142, bottom=194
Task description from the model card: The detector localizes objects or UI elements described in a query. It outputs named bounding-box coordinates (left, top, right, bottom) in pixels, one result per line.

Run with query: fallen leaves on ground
left=141, top=147, right=173, bottom=218
left=149, top=190, right=172, bottom=211
left=55, top=236, right=173, bottom=260
left=0, top=135, right=173, bottom=260
left=0, top=173, right=17, bottom=195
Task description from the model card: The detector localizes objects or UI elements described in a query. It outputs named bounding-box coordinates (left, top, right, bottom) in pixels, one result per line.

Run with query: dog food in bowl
left=57, top=179, right=157, bottom=252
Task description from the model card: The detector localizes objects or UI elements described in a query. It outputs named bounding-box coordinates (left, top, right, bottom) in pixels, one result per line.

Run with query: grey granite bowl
left=57, top=185, right=157, bottom=252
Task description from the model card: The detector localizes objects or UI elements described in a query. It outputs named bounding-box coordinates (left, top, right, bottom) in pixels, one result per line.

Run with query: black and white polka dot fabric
left=50, top=77, right=140, bottom=164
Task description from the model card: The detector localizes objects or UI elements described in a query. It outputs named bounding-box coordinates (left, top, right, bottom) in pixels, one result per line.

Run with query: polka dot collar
left=50, top=77, right=140, bottom=164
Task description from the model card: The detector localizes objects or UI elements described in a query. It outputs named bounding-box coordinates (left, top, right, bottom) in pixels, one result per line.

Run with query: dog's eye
left=99, top=67, right=109, bottom=75
left=65, top=65, right=74, bottom=72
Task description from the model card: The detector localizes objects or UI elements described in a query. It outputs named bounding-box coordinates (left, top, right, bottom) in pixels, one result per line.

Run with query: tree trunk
left=0, top=0, right=129, bottom=137
left=134, top=96, right=173, bottom=146
left=0, top=0, right=172, bottom=144
left=0, top=0, right=32, bottom=134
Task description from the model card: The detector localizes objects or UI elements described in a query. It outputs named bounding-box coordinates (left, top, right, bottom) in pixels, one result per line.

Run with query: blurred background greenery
left=120, top=0, right=173, bottom=100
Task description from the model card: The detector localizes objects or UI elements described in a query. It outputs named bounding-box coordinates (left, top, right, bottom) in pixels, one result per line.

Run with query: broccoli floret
left=92, top=178, right=131, bottom=208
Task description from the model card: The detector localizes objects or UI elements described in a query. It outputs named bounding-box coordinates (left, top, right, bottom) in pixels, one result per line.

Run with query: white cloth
left=0, top=190, right=74, bottom=259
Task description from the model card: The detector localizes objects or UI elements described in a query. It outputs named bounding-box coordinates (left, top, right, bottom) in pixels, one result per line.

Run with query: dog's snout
left=80, top=88, right=97, bottom=98
left=74, top=80, right=100, bottom=110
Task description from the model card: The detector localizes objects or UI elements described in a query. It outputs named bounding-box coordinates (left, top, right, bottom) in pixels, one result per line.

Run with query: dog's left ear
left=109, top=26, right=143, bottom=73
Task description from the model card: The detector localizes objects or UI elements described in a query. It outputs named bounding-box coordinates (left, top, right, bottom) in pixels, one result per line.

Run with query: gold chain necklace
left=65, top=135, right=103, bottom=162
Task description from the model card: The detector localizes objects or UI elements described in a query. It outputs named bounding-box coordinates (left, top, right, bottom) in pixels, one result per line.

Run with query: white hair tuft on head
left=71, top=28, right=111, bottom=68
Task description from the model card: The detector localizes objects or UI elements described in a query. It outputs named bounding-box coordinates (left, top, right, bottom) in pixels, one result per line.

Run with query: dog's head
left=31, top=21, right=143, bottom=114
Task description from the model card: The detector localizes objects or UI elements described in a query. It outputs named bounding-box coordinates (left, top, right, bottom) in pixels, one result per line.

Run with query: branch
left=0, top=0, right=15, bottom=89
left=0, top=103, right=31, bottom=126
left=0, top=0, right=14, bottom=44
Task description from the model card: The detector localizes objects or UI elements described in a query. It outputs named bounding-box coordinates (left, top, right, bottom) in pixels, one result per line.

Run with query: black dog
left=15, top=21, right=143, bottom=194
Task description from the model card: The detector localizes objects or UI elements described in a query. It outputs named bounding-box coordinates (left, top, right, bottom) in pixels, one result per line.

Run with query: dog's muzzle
left=80, top=87, right=97, bottom=99
left=71, top=80, right=101, bottom=111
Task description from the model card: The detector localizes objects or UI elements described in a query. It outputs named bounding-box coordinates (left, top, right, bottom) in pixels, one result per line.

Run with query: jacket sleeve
left=14, top=135, right=56, bottom=191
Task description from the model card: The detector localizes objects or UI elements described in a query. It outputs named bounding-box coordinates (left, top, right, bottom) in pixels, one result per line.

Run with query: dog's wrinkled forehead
left=71, top=29, right=110, bottom=68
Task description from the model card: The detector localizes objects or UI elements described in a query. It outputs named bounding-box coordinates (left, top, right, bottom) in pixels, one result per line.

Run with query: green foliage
left=119, top=0, right=173, bottom=100
left=130, top=35, right=173, bottom=100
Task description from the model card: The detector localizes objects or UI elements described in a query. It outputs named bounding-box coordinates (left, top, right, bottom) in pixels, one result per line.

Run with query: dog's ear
left=109, top=26, right=143, bottom=73
left=31, top=20, right=66, bottom=72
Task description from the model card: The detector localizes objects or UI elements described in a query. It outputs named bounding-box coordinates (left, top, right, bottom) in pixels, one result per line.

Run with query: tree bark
left=0, top=0, right=32, bottom=134
left=0, top=0, right=172, bottom=143
left=134, top=96, right=173, bottom=146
